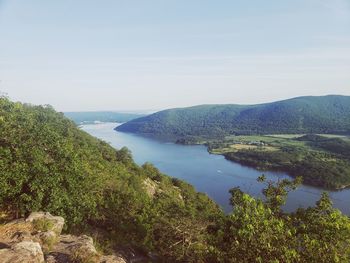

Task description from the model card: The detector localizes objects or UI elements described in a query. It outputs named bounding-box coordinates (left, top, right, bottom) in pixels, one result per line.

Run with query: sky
left=0, top=0, right=350, bottom=111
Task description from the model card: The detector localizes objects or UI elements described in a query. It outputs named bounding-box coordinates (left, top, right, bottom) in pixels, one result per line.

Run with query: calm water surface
left=81, top=123, right=350, bottom=214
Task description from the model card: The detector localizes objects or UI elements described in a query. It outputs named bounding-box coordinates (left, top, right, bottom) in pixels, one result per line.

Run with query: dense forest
left=207, top=134, right=350, bottom=190
left=224, top=145, right=350, bottom=190
left=1, top=97, right=350, bottom=262
left=297, top=134, right=350, bottom=159
left=116, top=95, right=350, bottom=139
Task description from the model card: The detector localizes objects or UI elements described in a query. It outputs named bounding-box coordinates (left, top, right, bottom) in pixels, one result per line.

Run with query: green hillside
left=1, top=97, right=350, bottom=262
left=0, top=97, right=221, bottom=261
left=116, top=95, right=350, bottom=140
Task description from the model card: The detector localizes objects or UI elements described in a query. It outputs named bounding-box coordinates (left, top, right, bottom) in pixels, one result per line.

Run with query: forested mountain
left=64, top=111, right=145, bottom=124
left=1, top=97, right=350, bottom=262
left=116, top=95, right=350, bottom=140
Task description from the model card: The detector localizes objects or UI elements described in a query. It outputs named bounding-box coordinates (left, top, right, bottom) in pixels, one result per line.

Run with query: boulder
left=0, top=241, right=44, bottom=263
left=143, top=177, right=159, bottom=197
left=47, top=234, right=99, bottom=262
left=47, top=235, right=127, bottom=263
left=26, top=212, right=64, bottom=235
left=0, top=212, right=127, bottom=263
left=34, top=230, right=58, bottom=252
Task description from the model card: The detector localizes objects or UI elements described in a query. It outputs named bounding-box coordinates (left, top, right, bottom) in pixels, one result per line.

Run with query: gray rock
left=1, top=212, right=128, bottom=263
left=0, top=241, right=44, bottom=263
left=100, top=255, right=127, bottom=263
left=26, top=212, right=65, bottom=235
left=48, top=234, right=99, bottom=262
left=34, top=230, right=58, bottom=252
left=11, top=231, right=33, bottom=243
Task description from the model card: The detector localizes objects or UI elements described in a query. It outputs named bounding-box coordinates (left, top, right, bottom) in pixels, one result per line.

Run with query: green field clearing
left=266, top=134, right=305, bottom=139
left=206, top=133, right=350, bottom=190
left=221, top=135, right=307, bottom=148
left=210, top=144, right=279, bottom=154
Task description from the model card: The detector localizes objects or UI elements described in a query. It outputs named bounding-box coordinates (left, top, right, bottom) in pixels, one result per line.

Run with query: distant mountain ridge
left=116, top=95, right=350, bottom=139
left=64, top=111, right=145, bottom=124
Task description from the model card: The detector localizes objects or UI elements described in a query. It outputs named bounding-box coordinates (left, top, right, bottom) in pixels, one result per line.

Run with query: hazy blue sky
left=1, top=0, right=350, bottom=111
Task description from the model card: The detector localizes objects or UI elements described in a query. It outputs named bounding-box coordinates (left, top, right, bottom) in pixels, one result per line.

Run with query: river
left=81, top=122, right=350, bottom=215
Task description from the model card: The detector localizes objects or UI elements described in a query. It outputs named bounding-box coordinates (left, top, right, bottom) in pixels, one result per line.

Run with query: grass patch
left=33, top=218, right=54, bottom=232
left=266, top=134, right=305, bottom=139
left=210, top=144, right=278, bottom=154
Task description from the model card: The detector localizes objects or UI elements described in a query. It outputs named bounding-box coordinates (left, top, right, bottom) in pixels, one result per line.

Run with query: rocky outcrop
left=26, top=212, right=65, bottom=235
left=0, top=241, right=44, bottom=263
left=143, top=177, right=159, bottom=197
left=47, top=235, right=100, bottom=263
left=143, top=177, right=183, bottom=202
left=0, top=212, right=126, bottom=263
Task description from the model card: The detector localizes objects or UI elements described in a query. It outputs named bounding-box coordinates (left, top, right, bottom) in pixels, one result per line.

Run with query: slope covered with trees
left=208, top=134, right=350, bottom=190
left=116, top=95, right=350, bottom=140
left=1, top=97, right=350, bottom=262
left=0, top=97, right=221, bottom=261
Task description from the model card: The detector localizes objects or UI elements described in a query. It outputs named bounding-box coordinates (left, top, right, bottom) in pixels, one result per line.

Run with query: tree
left=292, top=192, right=350, bottom=262
left=257, top=175, right=302, bottom=214
left=115, top=146, right=133, bottom=164
left=212, top=187, right=299, bottom=262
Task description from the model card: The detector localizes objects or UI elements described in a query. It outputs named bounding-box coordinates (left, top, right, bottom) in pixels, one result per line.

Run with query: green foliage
left=206, top=133, right=350, bottom=189
left=292, top=193, right=350, bottom=262
left=115, top=146, right=133, bottom=164
left=257, top=175, right=302, bottom=213
left=210, top=178, right=350, bottom=263
left=297, top=134, right=350, bottom=159
left=1, top=97, right=350, bottom=262
left=0, top=97, right=221, bottom=261
left=117, top=95, right=350, bottom=139
left=33, top=218, right=54, bottom=232
left=224, top=145, right=350, bottom=189
left=213, top=191, right=299, bottom=262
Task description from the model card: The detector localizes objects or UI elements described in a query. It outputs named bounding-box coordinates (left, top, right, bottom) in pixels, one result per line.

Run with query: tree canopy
left=1, top=97, right=349, bottom=262
left=117, top=95, right=350, bottom=139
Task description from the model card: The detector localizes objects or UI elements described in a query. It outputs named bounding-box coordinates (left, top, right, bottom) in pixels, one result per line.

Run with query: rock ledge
left=0, top=212, right=126, bottom=263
